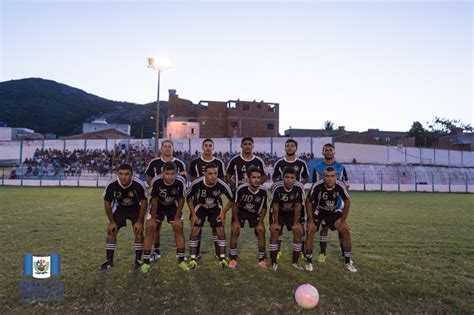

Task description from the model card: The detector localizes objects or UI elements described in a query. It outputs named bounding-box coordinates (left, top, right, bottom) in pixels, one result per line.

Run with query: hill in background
left=0, top=78, right=166, bottom=137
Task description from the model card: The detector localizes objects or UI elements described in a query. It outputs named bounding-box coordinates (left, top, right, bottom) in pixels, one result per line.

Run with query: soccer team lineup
left=101, top=137, right=356, bottom=275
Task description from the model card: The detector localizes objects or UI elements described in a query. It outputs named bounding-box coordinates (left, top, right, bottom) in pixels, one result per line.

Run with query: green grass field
left=1, top=187, right=473, bottom=313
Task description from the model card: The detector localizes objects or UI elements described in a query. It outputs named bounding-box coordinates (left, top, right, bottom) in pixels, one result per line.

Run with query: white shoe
left=305, top=262, right=313, bottom=272
left=270, top=263, right=278, bottom=271
left=344, top=262, right=357, bottom=273
left=292, top=263, right=304, bottom=271
left=341, top=256, right=354, bottom=264
left=149, top=252, right=161, bottom=263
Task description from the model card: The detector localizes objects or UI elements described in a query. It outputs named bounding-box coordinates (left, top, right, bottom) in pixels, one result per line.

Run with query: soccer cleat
left=99, top=260, right=114, bottom=271
left=134, top=259, right=143, bottom=270
left=305, top=262, right=314, bottom=272
left=257, top=260, right=268, bottom=268
left=318, top=253, right=327, bottom=263
left=276, top=251, right=282, bottom=262
left=292, top=263, right=305, bottom=271
left=195, top=253, right=202, bottom=260
left=270, top=263, right=278, bottom=271
left=228, top=259, right=237, bottom=269
left=149, top=252, right=161, bottom=263
left=344, top=262, right=358, bottom=273
left=178, top=261, right=190, bottom=271
left=219, top=258, right=229, bottom=269
left=188, top=260, right=198, bottom=270
left=341, top=256, right=354, bottom=264
left=140, top=263, right=151, bottom=273
left=214, top=254, right=221, bottom=261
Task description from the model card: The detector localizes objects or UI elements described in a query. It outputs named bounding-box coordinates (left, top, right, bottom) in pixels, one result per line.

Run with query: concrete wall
left=0, top=127, right=13, bottom=141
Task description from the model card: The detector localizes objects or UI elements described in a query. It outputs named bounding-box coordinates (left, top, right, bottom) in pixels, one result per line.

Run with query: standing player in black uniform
left=225, top=137, right=267, bottom=190
left=189, top=138, right=226, bottom=180
left=272, top=139, right=309, bottom=183
left=269, top=167, right=305, bottom=271
left=187, top=163, right=234, bottom=269
left=100, top=164, right=147, bottom=270
left=145, top=140, right=187, bottom=180
left=226, top=166, right=268, bottom=268
left=272, top=138, right=309, bottom=261
left=145, top=140, right=186, bottom=262
left=141, top=162, right=188, bottom=273
left=305, top=167, right=357, bottom=272
left=189, top=138, right=226, bottom=260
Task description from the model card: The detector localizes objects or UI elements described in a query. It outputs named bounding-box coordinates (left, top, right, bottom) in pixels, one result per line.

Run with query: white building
left=165, top=119, right=200, bottom=139
left=83, top=119, right=130, bottom=136
left=0, top=127, right=39, bottom=140
left=0, top=127, right=13, bottom=140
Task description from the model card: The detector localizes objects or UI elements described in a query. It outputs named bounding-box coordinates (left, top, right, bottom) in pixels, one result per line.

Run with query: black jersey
left=150, top=175, right=186, bottom=208
left=270, top=181, right=305, bottom=213
left=145, top=157, right=186, bottom=179
left=272, top=157, right=309, bottom=182
left=308, top=180, right=350, bottom=213
left=234, top=183, right=268, bottom=215
left=102, top=176, right=147, bottom=209
left=188, top=177, right=233, bottom=209
left=226, top=154, right=266, bottom=188
left=189, top=156, right=226, bottom=180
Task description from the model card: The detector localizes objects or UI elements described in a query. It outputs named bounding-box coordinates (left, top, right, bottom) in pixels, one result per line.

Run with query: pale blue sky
left=1, top=0, right=472, bottom=134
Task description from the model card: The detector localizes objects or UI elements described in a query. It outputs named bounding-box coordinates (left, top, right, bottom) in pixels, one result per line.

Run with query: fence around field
left=1, top=137, right=473, bottom=167
left=2, top=168, right=473, bottom=193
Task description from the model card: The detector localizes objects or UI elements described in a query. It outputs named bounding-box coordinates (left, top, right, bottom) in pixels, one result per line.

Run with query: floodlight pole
left=155, top=69, right=161, bottom=156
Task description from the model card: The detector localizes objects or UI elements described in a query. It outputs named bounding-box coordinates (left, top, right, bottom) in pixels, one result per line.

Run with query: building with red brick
left=167, top=90, right=279, bottom=138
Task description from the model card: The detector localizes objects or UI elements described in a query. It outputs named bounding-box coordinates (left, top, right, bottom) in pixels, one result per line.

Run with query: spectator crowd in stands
left=11, top=143, right=315, bottom=179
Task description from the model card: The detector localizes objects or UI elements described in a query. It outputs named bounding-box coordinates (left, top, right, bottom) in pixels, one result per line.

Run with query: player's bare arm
left=146, top=175, right=153, bottom=187
left=305, top=199, right=316, bottom=232
left=293, top=202, right=302, bottom=230
left=341, top=198, right=350, bottom=223
left=272, top=202, right=280, bottom=229
left=104, top=200, right=117, bottom=234
left=220, top=200, right=233, bottom=222
left=225, top=174, right=236, bottom=189
left=173, top=197, right=185, bottom=228
left=134, top=198, right=147, bottom=237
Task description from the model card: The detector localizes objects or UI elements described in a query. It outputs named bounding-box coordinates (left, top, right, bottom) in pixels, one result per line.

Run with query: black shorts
left=113, top=206, right=140, bottom=229
left=146, top=206, right=182, bottom=224
left=194, top=205, right=223, bottom=228
left=236, top=210, right=261, bottom=228
left=314, top=210, right=343, bottom=231
left=270, top=211, right=297, bottom=231
left=269, top=208, right=305, bottom=225
left=157, top=206, right=183, bottom=224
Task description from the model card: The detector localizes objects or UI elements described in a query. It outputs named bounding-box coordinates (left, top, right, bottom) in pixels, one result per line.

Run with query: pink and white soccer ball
left=295, top=283, right=319, bottom=309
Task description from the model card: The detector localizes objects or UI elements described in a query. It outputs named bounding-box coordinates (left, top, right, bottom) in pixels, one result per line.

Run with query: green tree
left=428, top=117, right=472, bottom=135
left=324, top=120, right=334, bottom=131
left=408, top=121, right=436, bottom=147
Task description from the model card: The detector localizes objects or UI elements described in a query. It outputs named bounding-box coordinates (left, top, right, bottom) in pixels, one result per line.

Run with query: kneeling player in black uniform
left=100, top=164, right=147, bottom=270
left=226, top=166, right=268, bottom=268
left=269, top=167, right=305, bottom=271
left=189, top=138, right=226, bottom=261
left=141, top=162, right=188, bottom=273
left=305, top=167, right=357, bottom=272
left=187, top=163, right=234, bottom=269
